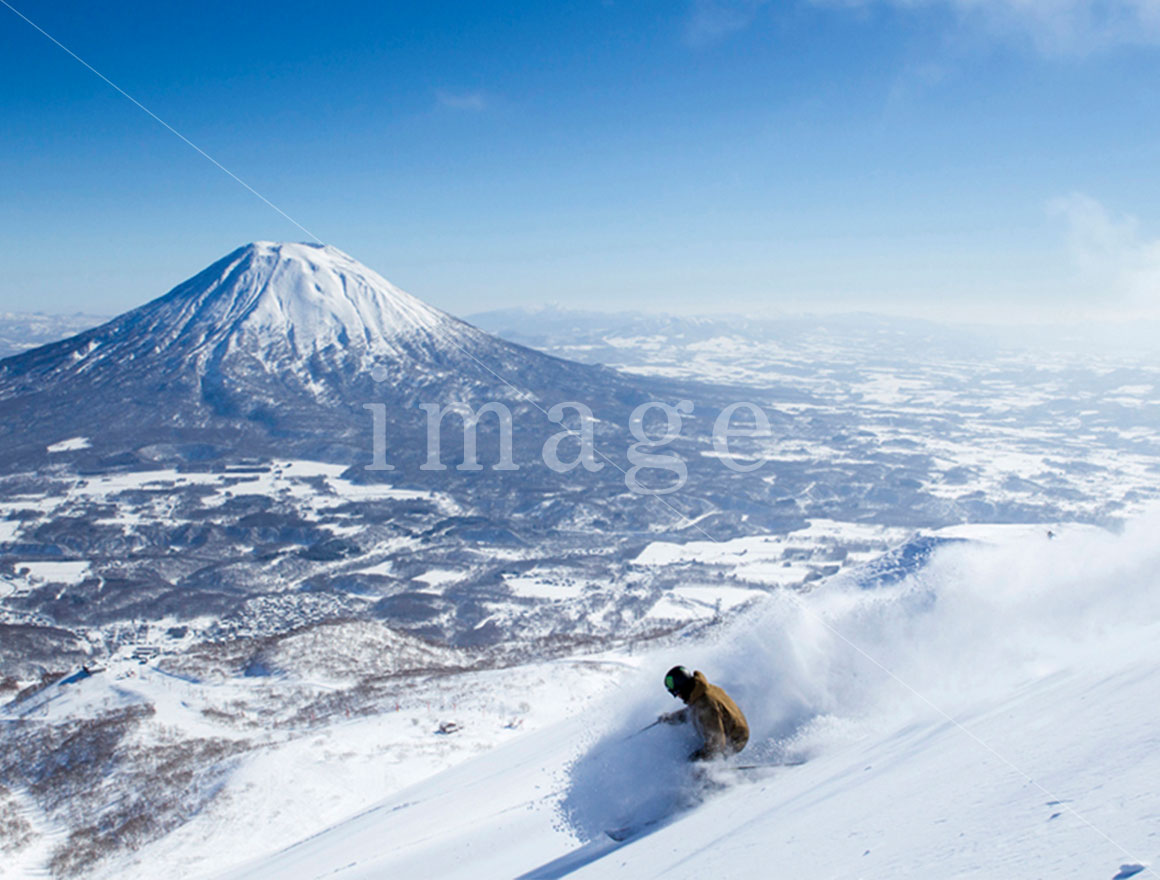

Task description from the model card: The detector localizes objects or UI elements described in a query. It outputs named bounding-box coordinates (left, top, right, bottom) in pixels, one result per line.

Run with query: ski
left=605, top=818, right=662, bottom=842
left=731, top=759, right=806, bottom=771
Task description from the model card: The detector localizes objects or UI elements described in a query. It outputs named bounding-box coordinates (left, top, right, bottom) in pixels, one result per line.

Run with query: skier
left=658, top=665, right=749, bottom=761
left=601, top=668, right=753, bottom=843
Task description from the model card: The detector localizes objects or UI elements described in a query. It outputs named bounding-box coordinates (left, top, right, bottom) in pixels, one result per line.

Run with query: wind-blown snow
left=210, top=515, right=1160, bottom=879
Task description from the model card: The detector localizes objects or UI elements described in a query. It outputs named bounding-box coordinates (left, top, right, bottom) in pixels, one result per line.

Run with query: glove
left=659, top=709, right=687, bottom=725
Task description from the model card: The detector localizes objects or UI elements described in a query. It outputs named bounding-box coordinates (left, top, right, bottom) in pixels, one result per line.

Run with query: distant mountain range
left=0, top=311, right=108, bottom=359
left=466, top=304, right=1160, bottom=363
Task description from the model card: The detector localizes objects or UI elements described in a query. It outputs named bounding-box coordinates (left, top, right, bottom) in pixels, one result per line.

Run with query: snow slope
left=211, top=515, right=1160, bottom=880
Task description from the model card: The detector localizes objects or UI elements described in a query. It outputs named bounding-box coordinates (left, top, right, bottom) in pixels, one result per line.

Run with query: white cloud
left=1049, top=193, right=1160, bottom=309
left=435, top=90, right=487, bottom=112
left=821, top=0, right=1160, bottom=54
left=690, top=0, right=1160, bottom=52
left=684, top=0, right=770, bottom=46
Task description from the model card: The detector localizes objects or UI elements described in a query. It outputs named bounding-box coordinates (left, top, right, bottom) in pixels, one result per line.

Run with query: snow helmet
left=664, top=665, right=693, bottom=699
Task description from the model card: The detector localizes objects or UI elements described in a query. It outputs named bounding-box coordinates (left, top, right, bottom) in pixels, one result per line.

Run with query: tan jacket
left=667, top=670, right=749, bottom=759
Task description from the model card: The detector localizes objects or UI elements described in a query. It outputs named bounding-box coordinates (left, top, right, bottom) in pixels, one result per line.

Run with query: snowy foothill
left=160, top=513, right=1160, bottom=879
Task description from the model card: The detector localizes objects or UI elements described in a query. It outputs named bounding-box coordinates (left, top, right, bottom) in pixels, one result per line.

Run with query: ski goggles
left=664, top=673, right=677, bottom=695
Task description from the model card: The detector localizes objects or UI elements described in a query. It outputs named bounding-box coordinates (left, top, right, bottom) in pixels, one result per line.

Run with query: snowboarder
left=658, top=665, right=749, bottom=761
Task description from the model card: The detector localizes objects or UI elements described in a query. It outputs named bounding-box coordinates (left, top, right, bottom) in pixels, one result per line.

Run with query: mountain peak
left=160, top=241, right=454, bottom=357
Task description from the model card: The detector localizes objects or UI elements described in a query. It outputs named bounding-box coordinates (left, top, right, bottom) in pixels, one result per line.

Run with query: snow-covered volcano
left=132, top=241, right=490, bottom=366
left=117, top=241, right=465, bottom=360
left=0, top=242, right=630, bottom=466
left=0, top=242, right=496, bottom=395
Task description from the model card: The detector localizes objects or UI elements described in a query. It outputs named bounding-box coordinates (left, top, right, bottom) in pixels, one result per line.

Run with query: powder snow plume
left=559, top=512, right=1160, bottom=840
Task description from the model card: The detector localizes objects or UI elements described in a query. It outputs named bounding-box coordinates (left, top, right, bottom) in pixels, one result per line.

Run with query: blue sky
left=3, top=0, right=1160, bottom=321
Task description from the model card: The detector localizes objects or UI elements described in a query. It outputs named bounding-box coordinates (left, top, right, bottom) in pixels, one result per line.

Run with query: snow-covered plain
left=470, top=308, right=1160, bottom=526
left=182, top=515, right=1160, bottom=880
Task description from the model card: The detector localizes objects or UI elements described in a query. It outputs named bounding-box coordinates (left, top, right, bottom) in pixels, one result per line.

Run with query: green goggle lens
left=665, top=674, right=675, bottom=692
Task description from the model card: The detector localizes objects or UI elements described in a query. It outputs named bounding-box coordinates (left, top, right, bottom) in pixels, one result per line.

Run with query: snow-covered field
left=50, top=514, right=1149, bottom=880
